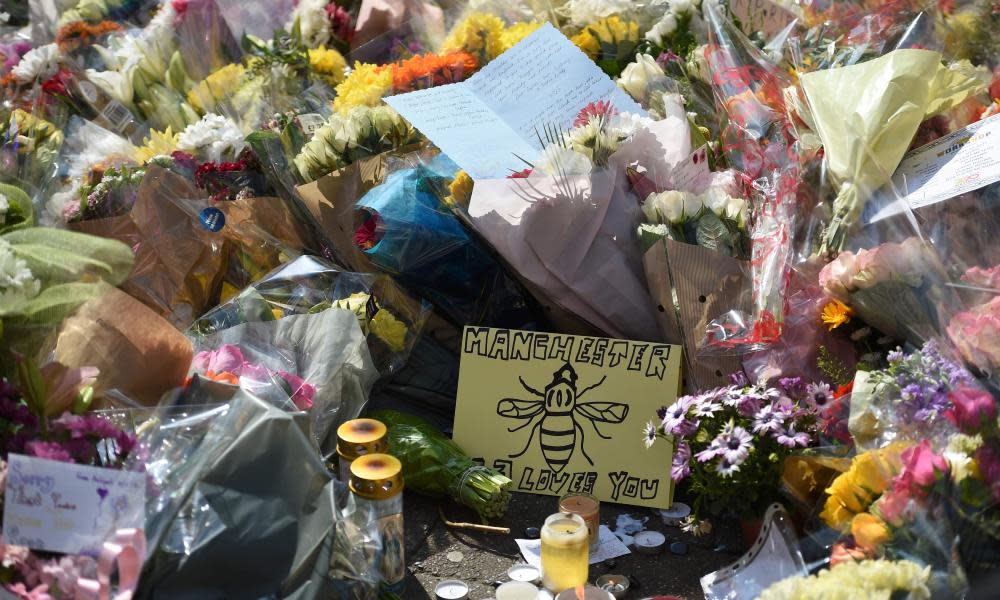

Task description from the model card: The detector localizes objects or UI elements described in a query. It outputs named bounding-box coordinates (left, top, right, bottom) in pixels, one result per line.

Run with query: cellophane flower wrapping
left=130, top=383, right=382, bottom=599
left=187, top=308, right=378, bottom=455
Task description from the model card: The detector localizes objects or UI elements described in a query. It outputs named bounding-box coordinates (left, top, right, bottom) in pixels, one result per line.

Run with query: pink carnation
left=191, top=344, right=245, bottom=375
left=276, top=371, right=315, bottom=411
left=819, top=238, right=931, bottom=297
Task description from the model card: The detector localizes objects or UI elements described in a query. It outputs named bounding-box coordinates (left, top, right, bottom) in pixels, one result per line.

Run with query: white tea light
left=507, top=563, right=541, bottom=584
left=633, top=530, right=666, bottom=554
left=496, top=581, right=539, bottom=600
left=435, top=579, right=470, bottom=600
left=659, top=502, right=692, bottom=526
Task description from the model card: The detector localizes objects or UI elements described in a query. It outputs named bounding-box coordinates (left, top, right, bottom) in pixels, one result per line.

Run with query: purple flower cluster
left=0, top=383, right=136, bottom=467
left=878, top=339, right=976, bottom=423
left=655, top=380, right=819, bottom=482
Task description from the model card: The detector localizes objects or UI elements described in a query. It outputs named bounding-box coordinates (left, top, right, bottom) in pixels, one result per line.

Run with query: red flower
left=354, top=211, right=381, bottom=250
left=508, top=168, right=533, bottom=179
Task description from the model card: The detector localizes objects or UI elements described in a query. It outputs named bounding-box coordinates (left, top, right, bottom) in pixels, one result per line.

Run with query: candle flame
left=575, top=585, right=585, bottom=600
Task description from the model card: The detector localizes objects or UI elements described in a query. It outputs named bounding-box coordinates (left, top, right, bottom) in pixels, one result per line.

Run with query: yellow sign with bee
left=453, top=327, right=682, bottom=509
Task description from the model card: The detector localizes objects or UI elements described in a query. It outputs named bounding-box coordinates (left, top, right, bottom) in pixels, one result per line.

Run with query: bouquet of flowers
left=646, top=376, right=821, bottom=527
left=759, top=558, right=932, bottom=600
left=370, top=409, right=513, bottom=521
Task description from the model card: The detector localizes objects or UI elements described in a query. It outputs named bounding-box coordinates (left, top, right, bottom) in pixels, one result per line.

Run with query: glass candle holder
left=540, top=512, right=589, bottom=592
left=558, top=492, right=600, bottom=552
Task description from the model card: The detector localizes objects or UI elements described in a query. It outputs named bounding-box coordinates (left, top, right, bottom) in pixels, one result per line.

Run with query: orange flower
left=821, top=299, right=854, bottom=330
left=204, top=370, right=240, bottom=385
left=56, top=21, right=123, bottom=52
left=851, top=513, right=890, bottom=552
left=391, top=52, right=479, bottom=94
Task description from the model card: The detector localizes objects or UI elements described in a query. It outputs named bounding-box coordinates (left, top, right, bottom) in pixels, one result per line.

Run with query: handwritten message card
left=864, top=112, right=1000, bottom=224
left=385, top=23, right=645, bottom=179
left=3, top=454, right=145, bottom=555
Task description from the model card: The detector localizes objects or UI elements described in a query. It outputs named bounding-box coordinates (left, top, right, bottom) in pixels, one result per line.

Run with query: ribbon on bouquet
left=74, top=529, right=147, bottom=600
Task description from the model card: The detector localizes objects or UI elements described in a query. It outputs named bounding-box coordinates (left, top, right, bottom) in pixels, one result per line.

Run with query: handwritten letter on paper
left=384, top=23, right=645, bottom=179
left=2, top=454, right=146, bottom=555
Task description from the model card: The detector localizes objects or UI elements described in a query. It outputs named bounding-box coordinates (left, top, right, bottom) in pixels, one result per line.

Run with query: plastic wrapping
left=189, top=253, right=431, bottom=378
left=130, top=384, right=382, bottom=599
left=187, top=308, right=379, bottom=455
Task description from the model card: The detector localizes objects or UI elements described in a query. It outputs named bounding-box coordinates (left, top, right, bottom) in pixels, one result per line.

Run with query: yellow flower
left=135, top=127, right=179, bottom=164
left=500, top=21, right=543, bottom=52
left=851, top=513, right=890, bottom=552
left=440, top=12, right=505, bottom=62
left=308, top=46, right=347, bottom=86
left=821, top=299, right=854, bottom=330
left=571, top=29, right=600, bottom=59
left=446, top=170, right=474, bottom=208
left=370, top=309, right=408, bottom=352
left=187, top=63, right=245, bottom=114
left=333, top=62, right=394, bottom=115
left=821, top=444, right=907, bottom=529
left=588, top=15, right=640, bottom=45
left=270, top=308, right=284, bottom=320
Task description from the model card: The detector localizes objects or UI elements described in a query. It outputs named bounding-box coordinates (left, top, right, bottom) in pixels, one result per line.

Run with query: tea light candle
left=434, top=580, right=469, bottom=600
left=507, top=563, right=541, bottom=584
left=634, top=530, right=666, bottom=554
left=658, top=502, right=691, bottom=526
left=595, top=574, right=630, bottom=600
left=558, top=492, right=600, bottom=551
left=554, top=585, right=613, bottom=600
left=495, top=581, right=539, bottom=600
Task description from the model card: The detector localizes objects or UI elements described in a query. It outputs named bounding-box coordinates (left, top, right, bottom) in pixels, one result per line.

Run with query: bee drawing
left=496, top=363, right=629, bottom=473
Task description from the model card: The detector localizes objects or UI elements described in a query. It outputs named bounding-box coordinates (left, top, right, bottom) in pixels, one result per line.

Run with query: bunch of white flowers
left=177, top=114, right=247, bottom=163
left=642, top=185, right=747, bottom=226
left=11, top=43, right=61, bottom=84
left=0, top=238, right=40, bottom=307
left=759, top=559, right=931, bottom=600
left=288, top=0, right=333, bottom=48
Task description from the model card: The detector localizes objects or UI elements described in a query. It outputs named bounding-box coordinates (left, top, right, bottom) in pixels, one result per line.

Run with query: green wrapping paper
left=369, top=410, right=512, bottom=521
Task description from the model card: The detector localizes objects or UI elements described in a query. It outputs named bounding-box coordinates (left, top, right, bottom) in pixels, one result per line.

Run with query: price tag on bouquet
left=2, top=454, right=145, bottom=555
left=453, top=327, right=682, bottom=509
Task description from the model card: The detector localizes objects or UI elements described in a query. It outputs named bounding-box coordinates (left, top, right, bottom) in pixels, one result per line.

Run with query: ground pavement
left=403, top=491, right=743, bottom=599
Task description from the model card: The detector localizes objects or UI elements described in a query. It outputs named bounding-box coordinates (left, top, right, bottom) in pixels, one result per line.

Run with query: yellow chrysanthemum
left=308, top=46, right=347, bottom=86
left=500, top=21, right=543, bottom=52
left=135, top=127, right=180, bottom=163
left=571, top=29, right=600, bottom=59
left=187, top=63, right=245, bottom=113
left=589, top=15, right=640, bottom=44
left=820, top=299, right=854, bottom=330
left=333, top=62, right=394, bottom=115
left=440, top=12, right=505, bottom=62
left=370, top=309, right=408, bottom=352
left=446, top=170, right=474, bottom=208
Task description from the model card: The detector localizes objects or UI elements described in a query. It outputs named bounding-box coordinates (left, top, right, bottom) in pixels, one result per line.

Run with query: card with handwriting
left=385, top=23, right=645, bottom=180
left=2, top=454, right=145, bottom=555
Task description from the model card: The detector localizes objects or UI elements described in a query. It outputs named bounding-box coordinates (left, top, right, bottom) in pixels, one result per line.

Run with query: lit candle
left=558, top=492, right=600, bottom=552
left=540, top=512, right=589, bottom=592
left=495, top=581, right=539, bottom=600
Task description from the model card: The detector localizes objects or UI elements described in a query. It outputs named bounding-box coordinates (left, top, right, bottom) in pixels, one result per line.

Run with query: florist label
left=454, top=327, right=681, bottom=509
left=864, top=112, right=1000, bottom=224
left=2, top=454, right=145, bottom=555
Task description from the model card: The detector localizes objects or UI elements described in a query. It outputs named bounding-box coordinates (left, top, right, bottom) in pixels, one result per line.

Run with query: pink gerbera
left=574, top=100, right=617, bottom=127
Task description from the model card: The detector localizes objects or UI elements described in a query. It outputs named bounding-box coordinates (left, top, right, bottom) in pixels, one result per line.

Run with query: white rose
left=671, top=0, right=693, bottom=16
left=682, top=190, right=703, bottom=218
left=687, top=44, right=712, bottom=83
left=702, top=188, right=729, bottom=215
left=645, top=14, right=677, bottom=44
left=617, top=54, right=666, bottom=102
left=643, top=190, right=681, bottom=223
left=725, top=196, right=747, bottom=224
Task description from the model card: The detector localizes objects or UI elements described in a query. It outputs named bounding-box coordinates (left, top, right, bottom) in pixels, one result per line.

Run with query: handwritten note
left=385, top=23, right=645, bottom=179
left=863, top=112, right=1000, bottom=224
left=2, top=454, right=145, bottom=555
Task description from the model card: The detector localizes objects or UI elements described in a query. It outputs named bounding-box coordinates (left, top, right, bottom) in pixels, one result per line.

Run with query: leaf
left=17, top=358, right=46, bottom=421
left=0, top=182, right=33, bottom=233
left=2, top=228, right=134, bottom=286
left=695, top=211, right=733, bottom=253
left=4, top=281, right=112, bottom=325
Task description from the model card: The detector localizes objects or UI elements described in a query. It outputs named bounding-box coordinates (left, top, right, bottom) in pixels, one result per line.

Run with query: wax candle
left=540, top=512, right=588, bottom=592
left=434, top=580, right=469, bottom=600
left=495, top=581, right=539, bottom=600
left=558, top=492, right=600, bottom=552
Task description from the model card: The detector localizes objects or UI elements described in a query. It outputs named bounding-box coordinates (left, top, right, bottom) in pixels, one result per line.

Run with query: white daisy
left=642, top=420, right=657, bottom=449
left=12, top=44, right=61, bottom=84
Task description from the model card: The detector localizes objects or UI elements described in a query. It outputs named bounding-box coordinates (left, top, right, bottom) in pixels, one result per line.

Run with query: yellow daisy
left=333, top=62, right=394, bottom=115
left=820, top=299, right=854, bottom=330
left=441, top=12, right=505, bottom=62
left=135, top=127, right=179, bottom=163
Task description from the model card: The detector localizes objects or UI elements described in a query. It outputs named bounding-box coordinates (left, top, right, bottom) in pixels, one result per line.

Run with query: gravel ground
left=402, top=491, right=744, bottom=599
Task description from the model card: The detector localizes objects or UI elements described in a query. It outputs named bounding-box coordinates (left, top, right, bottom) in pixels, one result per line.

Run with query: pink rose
left=946, top=385, right=998, bottom=433
left=961, top=264, right=1000, bottom=290
left=947, top=296, right=1000, bottom=372
left=276, top=371, right=315, bottom=411
left=819, top=251, right=859, bottom=298
left=191, top=344, right=245, bottom=375
left=899, top=440, right=949, bottom=490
